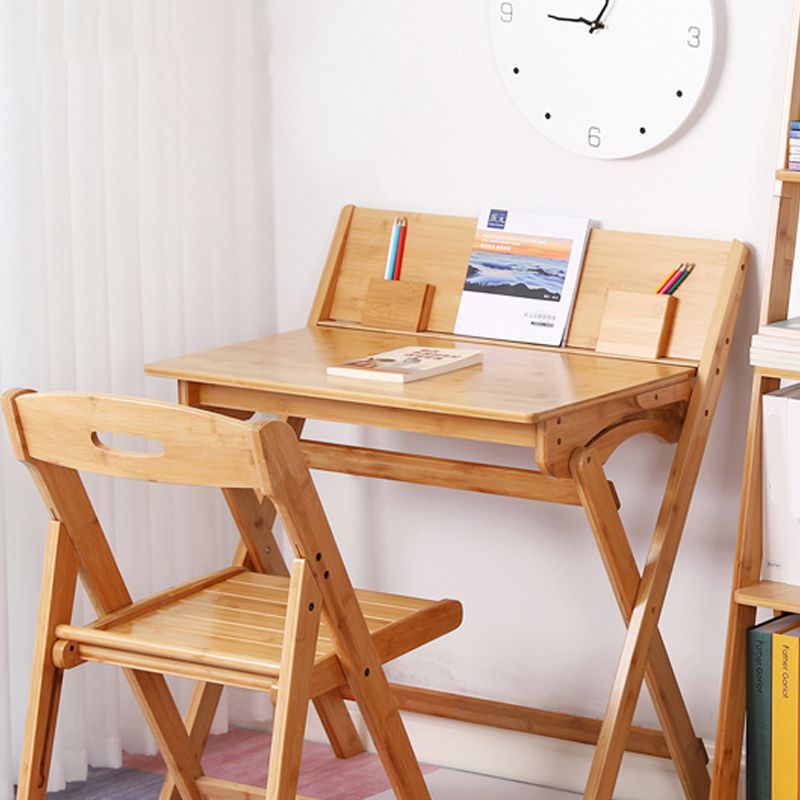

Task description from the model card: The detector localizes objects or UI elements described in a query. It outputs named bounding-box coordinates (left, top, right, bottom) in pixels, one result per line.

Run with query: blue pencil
left=384, top=219, right=401, bottom=280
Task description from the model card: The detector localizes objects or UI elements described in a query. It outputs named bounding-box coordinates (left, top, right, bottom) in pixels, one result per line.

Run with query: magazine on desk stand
left=453, top=208, right=591, bottom=346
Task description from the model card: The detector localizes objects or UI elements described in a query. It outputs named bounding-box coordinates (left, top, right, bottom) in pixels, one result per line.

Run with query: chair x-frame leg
left=155, top=416, right=365, bottom=800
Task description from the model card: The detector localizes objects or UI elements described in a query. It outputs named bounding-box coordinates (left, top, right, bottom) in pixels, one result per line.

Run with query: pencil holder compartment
left=361, top=278, right=435, bottom=332
left=595, top=290, right=677, bottom=359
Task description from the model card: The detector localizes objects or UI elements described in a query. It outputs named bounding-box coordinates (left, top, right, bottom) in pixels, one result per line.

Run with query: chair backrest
left=2, top=389, right=355, bottom=619
left=3, top=390, right=266, bottom=488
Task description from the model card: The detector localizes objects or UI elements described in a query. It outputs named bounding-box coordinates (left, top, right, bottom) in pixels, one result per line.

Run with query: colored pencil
left=384, top=219, right=401, bottom=280
left=666, top=262, right=695, bottom=295
left=659, top=265, right=686, bottom=295
left=393, top=218, right=407, bottom=279
left=656, top=264, right=684, bottom=294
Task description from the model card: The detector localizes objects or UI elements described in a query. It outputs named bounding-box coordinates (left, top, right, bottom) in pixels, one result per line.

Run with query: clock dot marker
left=676, top=90, right=684, bottom=98
left=545, top=112, right=551, bottom=120
left=639, top=127, right=646, bottom=134
left=513, top=67, right=520, bottom=75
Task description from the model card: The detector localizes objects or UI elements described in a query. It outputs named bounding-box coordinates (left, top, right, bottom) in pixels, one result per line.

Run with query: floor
left=44, top=727, right=580, bottom=799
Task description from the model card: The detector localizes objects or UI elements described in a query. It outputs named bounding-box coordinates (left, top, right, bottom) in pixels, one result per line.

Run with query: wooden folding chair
left=3, top=389, right=462, bottom=800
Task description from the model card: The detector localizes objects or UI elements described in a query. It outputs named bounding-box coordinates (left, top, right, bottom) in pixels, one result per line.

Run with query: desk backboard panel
left=315, top=205, right=743, bottom=364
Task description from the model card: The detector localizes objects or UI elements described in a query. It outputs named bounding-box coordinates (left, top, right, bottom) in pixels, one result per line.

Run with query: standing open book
left=454, top=208, right=591, bottom=346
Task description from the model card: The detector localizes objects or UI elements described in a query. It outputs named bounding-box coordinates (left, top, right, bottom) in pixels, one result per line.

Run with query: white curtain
left=0, top=1, right=275, bottom=794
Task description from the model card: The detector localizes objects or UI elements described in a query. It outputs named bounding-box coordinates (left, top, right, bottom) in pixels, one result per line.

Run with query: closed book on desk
left=747, top=614, right=800, bottom=800
left=326, top=346, right=483, bottom=383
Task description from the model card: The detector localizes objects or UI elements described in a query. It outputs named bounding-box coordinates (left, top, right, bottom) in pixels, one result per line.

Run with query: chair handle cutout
left=91, top=431, right=165, bottom=457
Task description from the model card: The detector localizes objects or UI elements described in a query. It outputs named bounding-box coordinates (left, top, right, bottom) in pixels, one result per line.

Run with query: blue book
left=747, top=614, right=800, bottom=799
left=790, top=130, right=800, bottom=139
left=791, top=120, right=800, bottom=130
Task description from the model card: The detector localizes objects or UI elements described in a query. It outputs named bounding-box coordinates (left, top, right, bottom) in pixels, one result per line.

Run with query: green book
left=747, top=614, right=800, bottom=799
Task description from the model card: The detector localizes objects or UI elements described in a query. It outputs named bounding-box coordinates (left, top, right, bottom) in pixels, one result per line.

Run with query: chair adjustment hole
left=315, top=552, right=322, bottom=561
left=323, top=570, right=330, bottom=580
left=308, top=602, right=315, bottom=612
left=363, top=667, right=370, bottom=677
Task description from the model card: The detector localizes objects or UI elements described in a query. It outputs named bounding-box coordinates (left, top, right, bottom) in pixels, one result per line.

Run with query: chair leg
left=157, top=683, right=224, bottom=800
left=123, top=669, right=205, bottom=800
left=265, top=559, right=322, bottom=800
left=17, top=522, right=79, bottom=800
left=225, top=485, right=363, bottom=758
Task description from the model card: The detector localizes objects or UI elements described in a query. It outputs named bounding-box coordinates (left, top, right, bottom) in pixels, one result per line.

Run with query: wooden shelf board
left=754, top=366, right=800, bottom=380
left=777, top=169, right=800, bottom=182
left=735, top=580, right=800, bottom=612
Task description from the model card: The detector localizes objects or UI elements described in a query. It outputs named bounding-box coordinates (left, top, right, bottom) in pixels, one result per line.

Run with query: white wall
left=266, top=2, right=793, bottom=794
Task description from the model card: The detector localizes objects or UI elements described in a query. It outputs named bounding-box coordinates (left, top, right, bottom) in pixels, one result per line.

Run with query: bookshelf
left=710, top=3, right=800, bottom=797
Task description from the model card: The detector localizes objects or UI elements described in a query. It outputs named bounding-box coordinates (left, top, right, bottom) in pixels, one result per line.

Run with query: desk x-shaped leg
left=571, top=447, right=708, bottom=800
left=566, top=250, right=746, bottom=799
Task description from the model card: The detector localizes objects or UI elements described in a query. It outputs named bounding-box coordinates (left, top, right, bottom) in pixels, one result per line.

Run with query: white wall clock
left=489, top=1, right=715, bottom=159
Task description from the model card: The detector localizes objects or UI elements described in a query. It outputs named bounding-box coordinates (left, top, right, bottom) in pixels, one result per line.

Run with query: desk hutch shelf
left=710, top=2, right=800, bottom=797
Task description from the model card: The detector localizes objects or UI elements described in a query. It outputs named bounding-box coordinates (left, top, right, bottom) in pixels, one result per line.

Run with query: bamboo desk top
left=146, top=326, right=695, bottom=476
left=146, top=326, right=694, bottom=423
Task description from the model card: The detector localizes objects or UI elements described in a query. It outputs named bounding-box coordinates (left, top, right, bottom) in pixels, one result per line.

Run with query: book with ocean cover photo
left=453, top=208, right=591, bottom=346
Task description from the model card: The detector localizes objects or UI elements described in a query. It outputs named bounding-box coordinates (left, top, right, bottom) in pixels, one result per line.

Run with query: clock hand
left=590, top=0, right=610, bottom=31
left=546, top=12, right=595, bottom=28
left=548, top=1, right=610, bottom=33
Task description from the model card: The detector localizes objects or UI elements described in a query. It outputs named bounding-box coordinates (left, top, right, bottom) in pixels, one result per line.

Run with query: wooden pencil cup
left=361, top=278, right=435, bottom=332
left=595, top=290, right=677, bottom=359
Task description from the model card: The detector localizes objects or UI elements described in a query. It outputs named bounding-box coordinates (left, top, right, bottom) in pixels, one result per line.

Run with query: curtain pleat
left=0, top=0, right=275, bottom=792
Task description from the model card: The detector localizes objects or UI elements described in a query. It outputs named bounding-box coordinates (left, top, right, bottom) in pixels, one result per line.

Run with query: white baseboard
left=304, top=703, right=746, bottom=800
left=87, top=735, right=122, bottom=769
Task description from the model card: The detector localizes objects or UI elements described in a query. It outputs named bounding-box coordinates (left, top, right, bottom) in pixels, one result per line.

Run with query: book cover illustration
left=453, top=208, right=591, bottom=346
left=326, top=346, right=483, bottom=383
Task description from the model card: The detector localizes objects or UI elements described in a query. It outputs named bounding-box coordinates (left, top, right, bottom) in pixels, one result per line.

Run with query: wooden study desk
left=146, top=206, right=749, bottom=800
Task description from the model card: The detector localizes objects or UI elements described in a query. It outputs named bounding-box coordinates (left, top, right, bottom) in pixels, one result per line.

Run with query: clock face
left=489, top=1, right=715, bottom=159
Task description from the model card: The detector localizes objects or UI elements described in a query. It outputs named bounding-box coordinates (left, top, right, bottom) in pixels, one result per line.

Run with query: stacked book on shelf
left=762, top=384, right=800, bottom=586
left=790, top=120, right=800, bottom=171
left=750, top=317, right=800, bottom=371
left=747, top=613, right=800, bottom=799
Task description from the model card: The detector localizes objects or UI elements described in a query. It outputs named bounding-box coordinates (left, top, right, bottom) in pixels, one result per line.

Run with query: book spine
left=763, top=393, right=788, bottom=582
left=772, top=632, right=799, bottom=799
left=747, top=626, right=772, bottom=799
